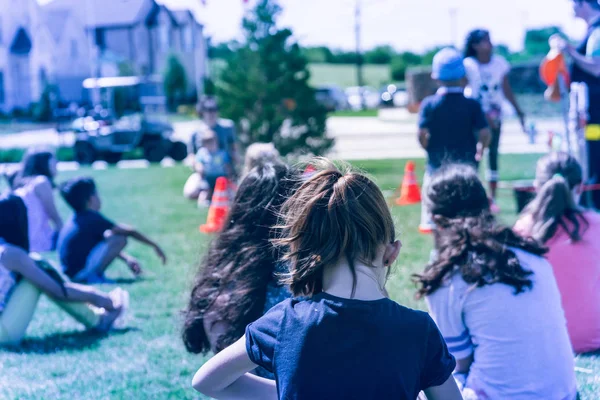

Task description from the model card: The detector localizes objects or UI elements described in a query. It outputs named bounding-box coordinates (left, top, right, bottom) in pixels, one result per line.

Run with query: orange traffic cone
left=200, top=177, right=230, bottom=234
left=395, top=161, right=421, bottom=206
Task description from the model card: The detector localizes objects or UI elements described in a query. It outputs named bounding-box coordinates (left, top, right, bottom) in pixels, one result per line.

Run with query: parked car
left=345, top=86, right=381, bottom=110
left=315, top=85, right=349, bottom=111
left=380, top=84, right=409, bottom=108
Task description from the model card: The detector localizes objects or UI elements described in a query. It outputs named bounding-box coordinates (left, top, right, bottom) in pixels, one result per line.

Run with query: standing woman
left=464, top=29, right=526, bottom=212
left=565, top=0, right=600, bottom=209
left=12, top=149, right=63, bottom=253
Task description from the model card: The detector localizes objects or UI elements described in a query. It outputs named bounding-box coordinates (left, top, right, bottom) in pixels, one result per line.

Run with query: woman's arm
left=0, top=245, right=114, bottom=310
left=34, top=178, right=63, bottom=231
left=455, top=353, right=474, bottom=374
left=502, top=75, right=525, bottom=129
left=567, top=43, right=600, bottom=77
left=423, top=376, right=463, bottom=400
left=192, top=335, right=277, bottom=400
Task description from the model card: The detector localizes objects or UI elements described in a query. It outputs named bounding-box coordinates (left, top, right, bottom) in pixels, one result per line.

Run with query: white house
left=0, top=0, right=207, bottom=112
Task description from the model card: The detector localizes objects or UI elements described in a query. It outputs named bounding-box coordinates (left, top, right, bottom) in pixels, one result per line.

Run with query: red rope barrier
left=514, top=183, right=600, bottom=193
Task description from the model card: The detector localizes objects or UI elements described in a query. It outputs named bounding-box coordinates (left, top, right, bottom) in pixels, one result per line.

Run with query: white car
left=345, top=86, right=381, bottom=110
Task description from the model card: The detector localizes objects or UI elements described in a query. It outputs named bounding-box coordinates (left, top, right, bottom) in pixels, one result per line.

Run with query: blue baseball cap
left=432, top=48, right=466, bottom=81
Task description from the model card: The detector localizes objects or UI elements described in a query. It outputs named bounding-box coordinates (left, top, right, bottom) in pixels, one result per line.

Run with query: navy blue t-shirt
left=58, top=210, right=115, bottom=278
left=246, top=293, right=455, bottom=400
left=419, top=91, right=488, bottom=169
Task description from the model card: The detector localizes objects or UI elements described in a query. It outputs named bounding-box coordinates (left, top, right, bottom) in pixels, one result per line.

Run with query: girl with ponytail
left=416, top=163, right=577, bottom=399
left=515, top=152, right=600, bottom=353
left=192, top=159, right=462, bottom=400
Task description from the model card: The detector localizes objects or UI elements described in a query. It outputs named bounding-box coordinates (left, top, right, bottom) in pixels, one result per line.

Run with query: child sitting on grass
left=515, top=152, right=600, bottom=354
left=418, top=47, right=491, bottom=232
left=57, top=177, right=167, bottom=283
left=0, top=194, right=127, bottom=345
left=191, top=159, right=462, bottom=400
left=416, top=164, right=578, bottom=399
left=184, top=129, right=234, bottom=206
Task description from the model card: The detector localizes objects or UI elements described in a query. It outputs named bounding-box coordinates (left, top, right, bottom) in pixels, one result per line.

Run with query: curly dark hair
left=182, top=163, right=300, bottom=354
left=464, top=29, right=489, bottom=59
left=414, top=164, right=547, bottom=298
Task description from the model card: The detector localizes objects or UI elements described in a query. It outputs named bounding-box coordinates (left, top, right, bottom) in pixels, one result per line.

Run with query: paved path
left=0, top=113, right=565, bottom=163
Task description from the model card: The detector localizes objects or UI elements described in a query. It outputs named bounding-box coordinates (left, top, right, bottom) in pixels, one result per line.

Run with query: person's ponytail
left=275, top=159, right=395, bottom=298
left=526, top=174, right=585, bottom=243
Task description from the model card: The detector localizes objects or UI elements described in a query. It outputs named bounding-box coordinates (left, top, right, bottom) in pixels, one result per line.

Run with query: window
left=0, top=71, right=5, bottom=104
left=158, top=24, right=170, bottom=52
left=182, top=25, right=193, bottom=51
left=70, top=39, right=78, bottom=58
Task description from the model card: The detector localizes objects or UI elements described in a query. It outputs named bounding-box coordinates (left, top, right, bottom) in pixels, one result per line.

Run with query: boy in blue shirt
left=418, top=47, right=491, bottom=232
left=57, top=177, right=167, bottom=283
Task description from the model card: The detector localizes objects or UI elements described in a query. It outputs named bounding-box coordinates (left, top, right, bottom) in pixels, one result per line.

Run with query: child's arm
left=192, top=335, right=277, bottom=400
left=476, top=127, right=492, bottom=162
left=418, top=128, right=430, bottom=150
left=110, top=225, right=167, bottom=265
left=423, top=376, right=463, bottom=400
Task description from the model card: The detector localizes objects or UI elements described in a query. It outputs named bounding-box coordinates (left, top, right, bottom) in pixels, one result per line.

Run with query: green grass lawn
left=1, top=154, right=598, bottom=399
left=309, top=63, right=391, bottom=89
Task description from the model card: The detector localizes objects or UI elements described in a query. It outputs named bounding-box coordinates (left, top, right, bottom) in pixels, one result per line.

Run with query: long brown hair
left=275, top=158, right=396, bottom=297
left=415, top=164, right=546, bottom=297
left=521, top=152, right=588, bottom=243
left=182, top=163, right=300, bottom=354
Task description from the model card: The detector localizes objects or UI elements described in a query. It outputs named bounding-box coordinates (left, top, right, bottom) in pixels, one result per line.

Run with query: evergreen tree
left=217, top=0, right=331, bottom=156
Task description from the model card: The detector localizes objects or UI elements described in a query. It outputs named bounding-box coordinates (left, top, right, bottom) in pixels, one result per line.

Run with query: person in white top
left=12, top=149, right=63, bottom=253
left=416, top=164, right=578, bottom=400
left=463, top=29, right=526, bottom=212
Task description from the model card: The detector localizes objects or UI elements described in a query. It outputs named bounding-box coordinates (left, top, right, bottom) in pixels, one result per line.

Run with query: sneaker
left=110, top=288, right=129, bottom=330
left=93, top=288, right=129, bottom=333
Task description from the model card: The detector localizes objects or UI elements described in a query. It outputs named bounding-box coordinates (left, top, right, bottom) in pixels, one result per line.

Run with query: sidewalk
left=0, top=114, right=563, bottom=161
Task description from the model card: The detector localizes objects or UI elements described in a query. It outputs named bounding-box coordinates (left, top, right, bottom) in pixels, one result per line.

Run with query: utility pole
left=449, top=7, right=458, bottom=48
left=355, top=0, right=365, bottom=109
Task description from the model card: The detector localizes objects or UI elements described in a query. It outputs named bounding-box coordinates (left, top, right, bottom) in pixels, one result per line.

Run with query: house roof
left=44, top=10, right=70, bottom=42
left=43, top=0, right=200, bottom=28
left=170, top=10, right=194, bottom=26
left=44, top=0, right=153, bottom=28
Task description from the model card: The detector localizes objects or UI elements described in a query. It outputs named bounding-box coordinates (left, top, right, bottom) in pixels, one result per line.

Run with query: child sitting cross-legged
left=191, top=159, right=462, bottom=400
left=417, top=164, right=578, bottom=399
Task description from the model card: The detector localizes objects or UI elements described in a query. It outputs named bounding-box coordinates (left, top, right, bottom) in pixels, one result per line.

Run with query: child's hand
left=154, top=245, right=167, bottom=265
left=125, top=256, right=143, bottom=276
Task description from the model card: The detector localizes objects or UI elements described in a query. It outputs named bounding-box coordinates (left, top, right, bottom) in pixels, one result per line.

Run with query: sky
left=43, top=0, right=590, bottom=52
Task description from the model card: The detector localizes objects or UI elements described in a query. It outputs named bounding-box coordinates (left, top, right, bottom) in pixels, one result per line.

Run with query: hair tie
left=552, top=173, right=564, bottom=180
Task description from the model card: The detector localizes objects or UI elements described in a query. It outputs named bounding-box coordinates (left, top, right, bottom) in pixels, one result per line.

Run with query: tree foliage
left=163, top=54, right=188, bottom=111
left=217, top=0, right=331, bottom=156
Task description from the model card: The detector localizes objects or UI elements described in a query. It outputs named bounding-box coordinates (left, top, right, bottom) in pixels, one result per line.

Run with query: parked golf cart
left=66, top=77, right=187, bottom=165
